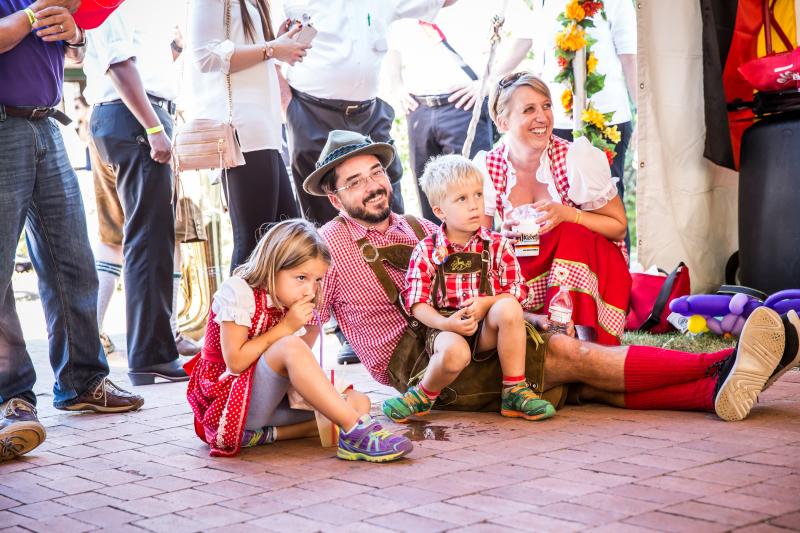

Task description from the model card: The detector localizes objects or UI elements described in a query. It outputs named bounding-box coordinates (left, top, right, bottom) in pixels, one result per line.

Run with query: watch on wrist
left=65, top=28, right=86, bottom=48
left=263, top=43, right=275, bottom=61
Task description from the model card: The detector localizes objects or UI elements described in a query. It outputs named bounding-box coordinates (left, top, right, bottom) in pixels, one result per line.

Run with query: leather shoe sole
left=0, top=421, right=46, bottom=462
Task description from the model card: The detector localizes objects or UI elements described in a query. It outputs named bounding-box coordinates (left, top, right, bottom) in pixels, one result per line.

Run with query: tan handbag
left=173, top=0, right=245, bottom=173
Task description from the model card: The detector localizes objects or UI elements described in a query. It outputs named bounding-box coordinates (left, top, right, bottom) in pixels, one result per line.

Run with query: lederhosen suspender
left=431, top=240, right=494, bottom=307
left=337, top=215, right=427, bottom=334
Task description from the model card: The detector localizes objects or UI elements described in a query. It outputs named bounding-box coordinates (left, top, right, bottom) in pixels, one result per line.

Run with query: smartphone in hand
left=293, top=23, right=317, bottom=45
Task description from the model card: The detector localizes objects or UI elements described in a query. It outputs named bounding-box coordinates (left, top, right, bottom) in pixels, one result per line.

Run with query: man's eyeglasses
left=332, top=167, right=388, bottom=193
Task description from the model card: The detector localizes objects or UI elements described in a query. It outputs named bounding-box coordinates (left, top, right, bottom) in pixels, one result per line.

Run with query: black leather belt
left=413, top=94, right=452, bottom=107
left=1, top=104, right=72, bottom=125
left=96, top=95, right=176, bottom=115
left=292, top=89, right=374, bottom=116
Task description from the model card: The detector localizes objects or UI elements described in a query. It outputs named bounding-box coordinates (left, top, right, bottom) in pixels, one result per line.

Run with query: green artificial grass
left=622, top=331, right=737, bottom=354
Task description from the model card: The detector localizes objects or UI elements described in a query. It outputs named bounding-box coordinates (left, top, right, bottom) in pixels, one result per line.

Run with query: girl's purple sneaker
left=337, top=415, right=413, bottom=462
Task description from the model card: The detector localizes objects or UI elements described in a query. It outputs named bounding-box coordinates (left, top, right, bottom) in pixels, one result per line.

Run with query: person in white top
left=185, top=0, right=309, bottom=270
left=280, top=0, right=456, bottom=227
left=475, top=72, right=630, bottom=345
left=495, top=0, right=636, bottom=249
left=84, top=0, right=188, bottom=383
left=385, top=0, right=533, bottom=223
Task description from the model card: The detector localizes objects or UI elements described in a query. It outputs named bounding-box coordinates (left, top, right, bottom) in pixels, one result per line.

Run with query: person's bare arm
left=493, top=37, right=532, bottom=78
left=106, top=59, right=172, bottom=164
left=0, top=10, right=35, bottom=53
left=386, top=49, right=418, bottom=115
left=618, top=53, right=637, bottom=108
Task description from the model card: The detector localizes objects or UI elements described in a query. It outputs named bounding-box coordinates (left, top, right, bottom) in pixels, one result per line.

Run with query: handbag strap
left=224, top=0, right=234, bottom=123
left=640, top=262, right=686, bottom=331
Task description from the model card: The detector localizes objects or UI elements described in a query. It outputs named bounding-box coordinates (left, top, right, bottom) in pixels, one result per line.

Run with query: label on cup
left=515, top=221, right=540, bottom=257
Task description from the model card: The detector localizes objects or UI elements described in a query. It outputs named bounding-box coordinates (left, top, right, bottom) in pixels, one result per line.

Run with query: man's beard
left=341, top=189, right=393, bottom=223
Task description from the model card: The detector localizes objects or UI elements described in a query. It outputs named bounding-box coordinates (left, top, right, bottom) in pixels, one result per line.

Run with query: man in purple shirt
left=0, top=0, right=144, bottom=463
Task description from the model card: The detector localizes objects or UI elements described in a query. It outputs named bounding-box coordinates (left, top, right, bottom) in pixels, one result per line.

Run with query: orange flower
left=557, top=55, right=568, bottom=69
left=555, top=24, right=587, bottom=52
left=565, top=0, right=585, bottom=21
left=604, top=148, right=615, bottom=166
left=561, top=88, right=573, bottom=113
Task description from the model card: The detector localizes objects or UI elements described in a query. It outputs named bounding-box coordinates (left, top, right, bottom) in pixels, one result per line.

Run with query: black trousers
left=90, top=102, right=177, bottom=369
left=286, top=90, right=404, bottom=225
left=223, top=148, right=300, bottom=271
left=553, top=120, right=633, bottom=252
left=408, top=98, right=493, bottom=223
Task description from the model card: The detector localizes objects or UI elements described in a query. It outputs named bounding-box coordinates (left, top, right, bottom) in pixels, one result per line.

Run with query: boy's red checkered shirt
left=403, top=225, right=528, bottom=312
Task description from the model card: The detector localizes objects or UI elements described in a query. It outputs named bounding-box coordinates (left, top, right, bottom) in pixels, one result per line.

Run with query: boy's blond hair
left=233, top=219, right=331, bottom=309
left=419, top=154, right=484, bottom=208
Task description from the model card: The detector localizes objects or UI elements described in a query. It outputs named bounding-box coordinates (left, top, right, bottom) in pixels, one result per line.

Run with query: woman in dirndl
left=474, top=72, right=631, bottom=345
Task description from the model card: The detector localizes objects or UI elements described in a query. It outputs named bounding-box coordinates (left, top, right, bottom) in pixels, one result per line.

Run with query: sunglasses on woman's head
left=498, top=71, right=525, bottom=89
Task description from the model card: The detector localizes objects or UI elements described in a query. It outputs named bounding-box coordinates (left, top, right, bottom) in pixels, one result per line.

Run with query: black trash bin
left=738, top=91, right=800, bottom=294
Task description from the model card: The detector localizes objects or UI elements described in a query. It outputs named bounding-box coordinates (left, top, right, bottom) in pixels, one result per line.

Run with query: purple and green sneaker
left=337, top=415, right=413, bottom=463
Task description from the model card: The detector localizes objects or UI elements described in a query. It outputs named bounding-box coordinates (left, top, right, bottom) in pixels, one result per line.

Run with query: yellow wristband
left=574, top=208, right=582, bottom=225
left=145, top=124, right=164, bottom=135
left=23, top=7, right=37, bottom=27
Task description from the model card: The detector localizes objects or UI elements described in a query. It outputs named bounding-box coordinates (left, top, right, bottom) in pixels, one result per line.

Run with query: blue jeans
left=0, top=114, right=108, bottom=408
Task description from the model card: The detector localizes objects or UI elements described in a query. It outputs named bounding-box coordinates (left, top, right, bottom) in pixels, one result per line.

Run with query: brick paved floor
left=2, top=276, right=800, bottom=532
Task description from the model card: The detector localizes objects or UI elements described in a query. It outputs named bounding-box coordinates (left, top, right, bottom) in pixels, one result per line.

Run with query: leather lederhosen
left=340, top=215, right=567, bottom=411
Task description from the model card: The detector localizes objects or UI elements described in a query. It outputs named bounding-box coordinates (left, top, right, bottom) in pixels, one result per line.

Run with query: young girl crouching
left=186, top=219, right=413, bottom=461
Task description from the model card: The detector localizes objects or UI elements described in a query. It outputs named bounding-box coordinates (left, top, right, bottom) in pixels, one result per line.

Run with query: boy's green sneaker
left=501, top=383, right=556, bottom=421
left=381, top=386, right=433, bottom=422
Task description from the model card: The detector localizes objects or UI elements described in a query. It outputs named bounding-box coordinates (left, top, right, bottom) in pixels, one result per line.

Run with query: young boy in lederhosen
left=382, top=155, right=556, bottom=422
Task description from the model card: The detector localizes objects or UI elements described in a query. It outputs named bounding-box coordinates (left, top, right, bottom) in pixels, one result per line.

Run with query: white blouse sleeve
left=211, top=277, right=256, bottom=328
left=473, top=150, right=498, bottom=217
left=565, top=136, right=620, bottom=211
left=189, top=0, right=236, bottom=75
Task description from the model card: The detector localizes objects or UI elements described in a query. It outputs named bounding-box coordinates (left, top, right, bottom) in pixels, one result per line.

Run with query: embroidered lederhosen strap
left=432, top=239, right=494, bottom=305
left=336, top=215, right=427, bottom=333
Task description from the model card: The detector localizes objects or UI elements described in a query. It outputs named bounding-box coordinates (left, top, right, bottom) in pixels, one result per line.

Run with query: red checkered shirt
left=485, top=136, right=628, bottom=259
left=313, top=212, right=438, bottom=385
left=403, top=225, right=527, bottom=312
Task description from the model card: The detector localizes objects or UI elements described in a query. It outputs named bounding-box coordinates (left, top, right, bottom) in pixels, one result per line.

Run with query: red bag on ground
left=626, top=263, right=691, bottom=333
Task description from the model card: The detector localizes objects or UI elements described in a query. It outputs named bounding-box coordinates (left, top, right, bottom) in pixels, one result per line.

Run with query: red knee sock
left=624, top=376, right=716, bottom=411
left=624, top=346, right=734, bottom=392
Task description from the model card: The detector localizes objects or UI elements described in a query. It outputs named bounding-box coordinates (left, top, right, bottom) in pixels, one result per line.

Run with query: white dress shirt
left=280, top=0, right=443, bottom=101
left=184, top=0, right=282, bottom=153
left=475, top=137, right=619, bottom=217
left=528, top=0, right=636, bottom=128
left=83, top=0, right=178, bottom=105
left=388, top=0, right=534, bottom=96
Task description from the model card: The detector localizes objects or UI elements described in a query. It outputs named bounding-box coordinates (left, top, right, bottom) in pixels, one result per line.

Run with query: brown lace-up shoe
left=56, top=377, right=144, bottom=413
left=0, top=399, right=46, bottom=462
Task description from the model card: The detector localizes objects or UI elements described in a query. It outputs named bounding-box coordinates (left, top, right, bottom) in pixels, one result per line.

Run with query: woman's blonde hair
left=233, top=219, right=331, bottom=308
left=489, top=71, right=551, bottom=123
left=419, top=154, right=484, bottom=208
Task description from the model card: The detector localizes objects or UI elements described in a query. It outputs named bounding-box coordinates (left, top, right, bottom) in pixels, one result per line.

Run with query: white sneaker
left=714, top=307, right=784, bottom=422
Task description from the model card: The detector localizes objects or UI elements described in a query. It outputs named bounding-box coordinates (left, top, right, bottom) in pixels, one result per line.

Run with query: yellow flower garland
left=555, top=1, right=618, bottom=159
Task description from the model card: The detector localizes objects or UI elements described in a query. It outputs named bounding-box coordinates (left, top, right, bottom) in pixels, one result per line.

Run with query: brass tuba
left=177, top=172, right=225, bottom=341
